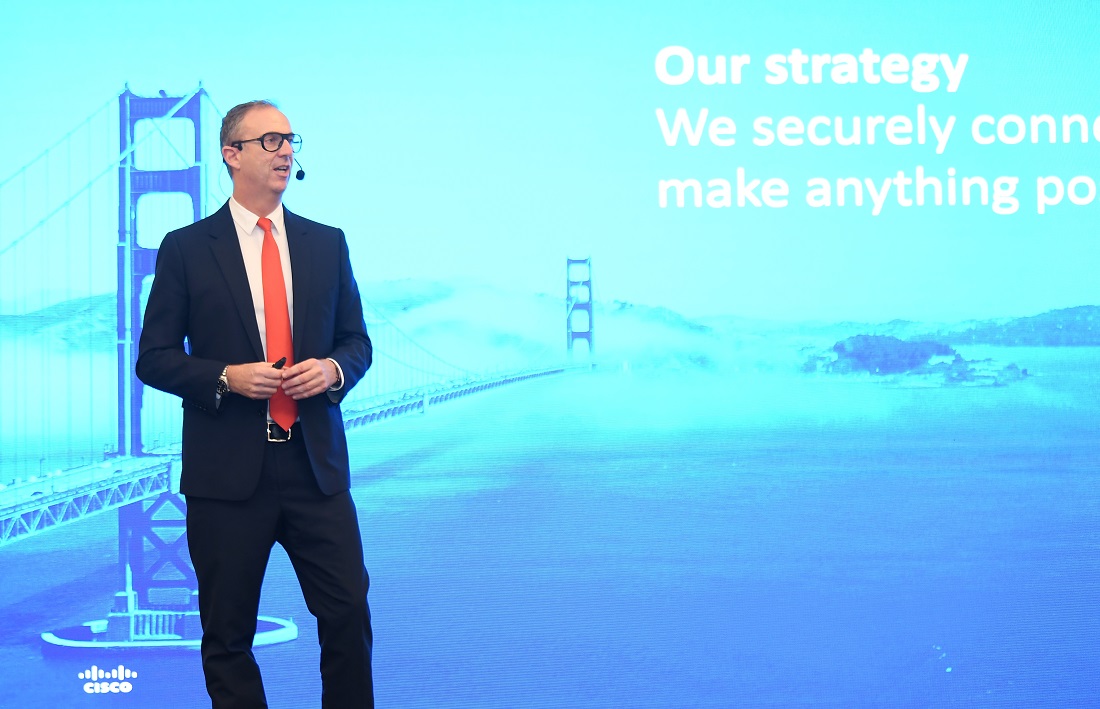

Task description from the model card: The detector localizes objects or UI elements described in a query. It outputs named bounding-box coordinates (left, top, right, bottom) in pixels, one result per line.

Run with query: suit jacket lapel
left=207, top=202, right=265, bottom=361
left=284, top=207, right=312, bottom=363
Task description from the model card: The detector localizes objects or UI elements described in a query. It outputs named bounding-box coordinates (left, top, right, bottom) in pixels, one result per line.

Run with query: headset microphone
left=294, top=158, right=306, bottom=181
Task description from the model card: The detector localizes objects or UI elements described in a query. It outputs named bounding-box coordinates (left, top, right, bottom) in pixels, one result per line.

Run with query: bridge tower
left=566, top=258, right=594, bottom=356
left=118, top=86, right=205, bottom=458
left=114, top=87, right=206, bottom=641
left=38, top=87, right=300, bottom=651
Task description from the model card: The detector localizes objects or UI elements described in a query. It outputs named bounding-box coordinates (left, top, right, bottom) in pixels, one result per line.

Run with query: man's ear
left=222, top=144, right=240, bottom=172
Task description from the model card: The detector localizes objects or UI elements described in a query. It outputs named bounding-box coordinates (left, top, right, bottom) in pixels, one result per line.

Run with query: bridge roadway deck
left=0, top=365, right=577, bottom=547
left=0, top=456, right=173, bottom=547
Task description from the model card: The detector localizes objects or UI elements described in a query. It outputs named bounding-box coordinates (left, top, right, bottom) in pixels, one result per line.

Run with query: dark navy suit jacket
left=136, top=202, right=372, bottom=500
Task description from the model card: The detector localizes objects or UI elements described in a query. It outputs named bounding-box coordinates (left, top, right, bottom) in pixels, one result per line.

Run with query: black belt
left=266, top=421, right=300, bottom=443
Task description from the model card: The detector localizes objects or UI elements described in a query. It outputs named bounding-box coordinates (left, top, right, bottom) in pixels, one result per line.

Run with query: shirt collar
left=228, top=197, right=286, bottom=237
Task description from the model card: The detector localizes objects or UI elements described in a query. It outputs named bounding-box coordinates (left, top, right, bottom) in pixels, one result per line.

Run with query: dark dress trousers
left=136, top=202, right=374, bottom=708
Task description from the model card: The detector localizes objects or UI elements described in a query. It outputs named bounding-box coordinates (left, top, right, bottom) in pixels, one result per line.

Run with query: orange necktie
left=258, top=217, right=297, bottom=430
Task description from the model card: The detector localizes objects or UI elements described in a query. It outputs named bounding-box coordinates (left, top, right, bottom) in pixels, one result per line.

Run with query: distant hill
left=0, top=293, right=115, bottom=349
left=936, top=305, right=1100, bottom=346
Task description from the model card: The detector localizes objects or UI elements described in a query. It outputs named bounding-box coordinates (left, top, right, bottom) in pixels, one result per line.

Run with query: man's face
left=222, top=105, right=295, bottom=199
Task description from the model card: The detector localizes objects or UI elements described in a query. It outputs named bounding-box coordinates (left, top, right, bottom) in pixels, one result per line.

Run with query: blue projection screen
left=1, top=1, right=1098, bottom=706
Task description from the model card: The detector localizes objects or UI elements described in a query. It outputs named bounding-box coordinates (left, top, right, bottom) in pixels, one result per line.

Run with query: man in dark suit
left=136, top=100, right=374, bottom=708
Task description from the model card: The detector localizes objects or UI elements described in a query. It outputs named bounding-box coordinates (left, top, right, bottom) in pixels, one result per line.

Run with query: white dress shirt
left=220, top=199, right=343, bottom=412
left=228, top=197, right=294, bottom=353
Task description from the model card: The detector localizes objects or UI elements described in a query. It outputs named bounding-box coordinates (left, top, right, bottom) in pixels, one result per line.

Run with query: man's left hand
left=281, top=358, right=337, bottom=400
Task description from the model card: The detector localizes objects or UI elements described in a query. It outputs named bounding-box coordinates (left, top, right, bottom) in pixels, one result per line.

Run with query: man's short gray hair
left=220, top=100, right=278, bottom=173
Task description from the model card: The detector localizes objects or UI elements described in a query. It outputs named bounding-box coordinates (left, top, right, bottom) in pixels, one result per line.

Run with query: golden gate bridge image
left=0, top=86, right=590, bottom=652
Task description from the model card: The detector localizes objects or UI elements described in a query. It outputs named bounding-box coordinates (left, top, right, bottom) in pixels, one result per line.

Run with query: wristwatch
left=216, top=366, right=231, bottom=396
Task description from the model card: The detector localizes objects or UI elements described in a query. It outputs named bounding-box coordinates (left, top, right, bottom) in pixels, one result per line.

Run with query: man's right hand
left=225, top=362, right=285, bottom=400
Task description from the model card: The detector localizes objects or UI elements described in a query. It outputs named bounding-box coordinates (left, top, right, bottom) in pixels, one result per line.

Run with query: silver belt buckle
left=267, top=422, right=292, bottom=443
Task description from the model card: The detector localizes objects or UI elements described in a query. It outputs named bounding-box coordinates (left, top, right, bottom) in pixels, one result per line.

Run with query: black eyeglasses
left=231, top=132, right=302, bottom=153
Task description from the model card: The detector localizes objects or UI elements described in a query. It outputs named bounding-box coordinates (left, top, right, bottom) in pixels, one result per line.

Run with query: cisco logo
left=78, top=664, right=138, bottom=694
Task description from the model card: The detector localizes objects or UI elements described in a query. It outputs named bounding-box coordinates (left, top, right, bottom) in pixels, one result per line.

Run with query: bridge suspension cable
left=0, top=88, right=207, bottom=260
